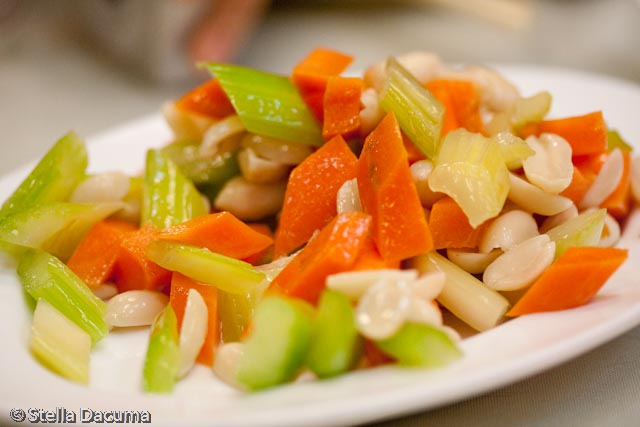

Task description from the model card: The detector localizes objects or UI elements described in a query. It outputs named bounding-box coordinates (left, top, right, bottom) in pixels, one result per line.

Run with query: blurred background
left=1, top=0, right=639, bottom=171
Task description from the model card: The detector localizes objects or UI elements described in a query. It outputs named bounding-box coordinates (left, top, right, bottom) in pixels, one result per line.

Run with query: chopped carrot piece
left=402, top=133, right=426, bottom=164
left=425, top=79, right=484, bottom=135
left=292, top=48, right=353, bottom=121
left=170, top=272, right=219, bottom=366
left=66, top=219, right=137, bottom=288
left=601, top=151, right=631, bottom=219
left=158, top=212, right=273, bottom=260
left=507, top=246, right=628, bottom=317
left=429, top=197, right=487, bottom=250
left=274, top=135, right=358, bottom=258
left=560, top=166, right=593, bottom=206
left=243, top=223, right=274, bottom=265
left=114, top=225, right=171, bottom=293
left=322, top=76, right=364, bottom=139
left=351, top=236, right=401, bottom=271
left=520, top=111, right=607, bottom=157
left=271, top=212, right=372, bottom=304
left=357, top=112, right=433, bottom=262
left=175, top=78, right=235, bottom=119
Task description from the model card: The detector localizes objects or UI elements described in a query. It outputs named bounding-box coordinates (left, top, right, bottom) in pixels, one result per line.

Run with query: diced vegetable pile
left=1, top=48, right=635, bottom=392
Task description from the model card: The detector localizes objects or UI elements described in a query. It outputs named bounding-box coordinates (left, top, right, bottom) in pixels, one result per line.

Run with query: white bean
left=523, top=134, right=573, bottom=194
left=479, top=209, right=538, bottom=253
left=70, top=171, right=130, bottom=204
left=410, top=160, right=443, bottom=207
left=539, top=204, right=578, bottom=234
left=238, top=147, right=290, bottom=184
left=356, top=278, right=410, bottom=340
left=446, top=248, right=501, bottom=275
left=327, top=269, right=418, bottom=301
left=336, top=178, right=362, bottom=214
left=483, top=234, right=555, bottom=291
left=241, top=133, right=312, bottom=165
left=599, top=212, right=621, bottom=248
left=104, top=290, right=169, bottom=329
left=178, top=289, right=209, bottom=378
left=630, top=155, right=640, bottom=203
left=199, top=115, right=245, bottom=157
left=508, top=173, right=573, bottom=216
left=410, top=271, right=446, bottom=301
left=212, top=342, right=245, bottom=390
left=579, top=148, right=624, bottom=210
left=359, top=88, right=384, bottom=135
left=405, top=299, right=443, bottom=328
left=214, top=176, right=286, bottom=221
left=162, top=102, right=215, bottom=141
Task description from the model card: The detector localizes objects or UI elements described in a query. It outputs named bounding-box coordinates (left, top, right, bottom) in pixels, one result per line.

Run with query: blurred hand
left=188, top=0, right=271, bottom=64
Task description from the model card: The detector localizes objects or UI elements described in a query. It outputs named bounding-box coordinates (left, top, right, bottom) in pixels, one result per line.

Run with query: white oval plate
left=1, top=66, right=640, bottom=427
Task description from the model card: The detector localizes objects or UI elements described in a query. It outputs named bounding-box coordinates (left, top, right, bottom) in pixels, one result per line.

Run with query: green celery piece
left=146, top=240, right=266, bottom=295
left=236, top=296, right=314, bottom=391
left=546, top=208, right=606, bottom=258
left=161, top=142, right=240, bottom=186
left=0, top=131, right=87, bottom=220
left=142, top=149, right=208, bottom=229
left=0, top=202, right=122, bottom=261
left=143, top=305, right=180, bottom=393
left=494, top=132, right=534, bottom=170
left=204, top=63, right=323, bottom=146
left=17, top=248, right=108, bottom=344
left=218, top=290, right=259, bottom=342
left=510, top=91, right=552, bottom=129
left=306, top=290, right=362, bottom=378
left=30, top=298, right=92, bottom=384
left=375, top=322, right=462, bottom=367
left=379, top=57, right=444, bottom=159
left=607, top=130, right=632, bottom=152
left=429, top=128, right=510, bottom=228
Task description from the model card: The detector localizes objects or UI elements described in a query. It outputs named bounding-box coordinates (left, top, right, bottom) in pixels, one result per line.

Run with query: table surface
left=1, top=1, right=639, bottom=426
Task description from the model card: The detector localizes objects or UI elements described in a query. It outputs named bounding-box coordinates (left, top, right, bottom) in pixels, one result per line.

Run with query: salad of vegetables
left=0, top=48, right=635, bottom=393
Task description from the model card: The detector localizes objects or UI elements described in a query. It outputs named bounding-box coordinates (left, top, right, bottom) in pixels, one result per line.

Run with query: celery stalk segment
left=18, top=248, right=108, bottom=344
left=146, top=240, right=266, bottom=295
left=546, top=208, right=606, bottom=258
left=142, top=149, right=208, bottom=229
left=143, top=305, right=180, bottom=393
left=0, top=131, right=87, bottom=220
left=380, top=57, right=444, bottom=159
left=161, top=142, right=240, bottom=186
left=218, top=289, right=260, bottom=343
left=30, top=298, right=92, bottom=384
left=204, top=63, right=323, bottom=146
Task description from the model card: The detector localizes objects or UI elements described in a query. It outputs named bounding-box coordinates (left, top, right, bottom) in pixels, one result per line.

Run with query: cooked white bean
left=479, top=209, right=538, bottom=253
left=483, top=234, right=555, bottom=291
left=92, top=283, right=119, bottom=301
left=630, top=156, right=640, bottom=203
left=410, top=160, right=443, bottom=207
left=104, top=290, right=169, bottom=329
left=241, top=133, right=312, bottom=165
left=336, top=178, right=362, bottom=214
left=359, top=88, right=384, bottom=135
left=178, top=289, right=209, bottom=378
left=199, top=115, right=245, bottom=157
left=508, top=173, right=573, bottom=216
left=162, top=102, right=215, bottom=141
left=523, top=134, right=573, bottom=194
left=212, top=342, right=245, bottom=390
left=410, top=271, right=446, bottom=301
left=442, top=326, right=462, bottom=343
left=327, top=269, right=418, bottom=301
left=599, top=212, right=621, bottom=248
left=70, top=171, right=130, bottom=204
left=539, top=204, right=578, bottom=234
left=579, top=148, right=624, bottom=210
left=446, top=248, right=501, bottom=275
left=238, top=147, right=289, bottom=184
left=356, top=278, right=410, bottom=340
left=214, top=176, right=286, bottom=221
left=406, top=299, right=443, bottom=327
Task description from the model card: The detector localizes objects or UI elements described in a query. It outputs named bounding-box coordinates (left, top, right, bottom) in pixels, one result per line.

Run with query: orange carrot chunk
left=175, top=78, right=235, bottom=119
left=170, top=272, right=219, bottom=366
left=559, top=166, right=594, bottom=206
left=507, top=246, right=628, bottom=317
left=292, top=48, right=353, bottom=121
left=351, top=236, right=401, bottom=271
left=271, top=212, right=372, bottom=305
left=114, top=225, right=171, bottom=293
left=429, top=197, right=486, bottom=250
left=322, top=76, right=364, bottom=139
left=66, top=219, right=137, bottom=288
left=519, top=111, right=607, bottom=157
left=357, top=112, right=433, bottom=262
left=158, top=212, right=273, bottom=260
left=274, top=134, right=358, bottom=258
left=425, top=79, right=484, bottom=135
left=601, top=150, right=631, bottom=219
left=243, top=223, right=274, bottom=265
